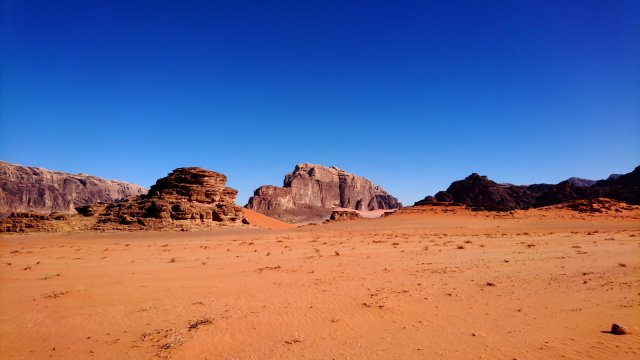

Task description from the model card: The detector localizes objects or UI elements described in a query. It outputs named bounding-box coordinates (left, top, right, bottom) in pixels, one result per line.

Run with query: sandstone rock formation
left=93, top=167, right=245, bottom=230
left=439, top=173, right=534, bottom=211
left=414, top=166, right=640, bottom=211
left=0, top=161, right=146, bottom=216
left=0, top=211, right=100, bottom=233
left=246, top=163, right=402, bottom=223
left=1, top=212, right=67, bottom=233
left=1, top=167, right=245, bottom=232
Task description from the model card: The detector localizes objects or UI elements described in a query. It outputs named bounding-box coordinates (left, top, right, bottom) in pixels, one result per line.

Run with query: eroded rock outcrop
left=327, top=210, right=363, bottom=222
left=246, top=163, right=402, bottom=223
left=0, top=161, right=146, bottom=216
left=94, top=167, right=245, bottom=230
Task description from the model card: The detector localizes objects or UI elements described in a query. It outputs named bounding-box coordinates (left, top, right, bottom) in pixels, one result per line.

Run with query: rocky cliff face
left=92, top=167, right=245, bottom=230
left=246, top=163, right=402, bottom=223
left=414, top=166, right=640, bottom=211
left=0, top=161, right=146, bottom=216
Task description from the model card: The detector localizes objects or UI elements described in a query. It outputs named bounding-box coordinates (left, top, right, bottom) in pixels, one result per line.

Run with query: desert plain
left=1, top=206, right=639, bottom=359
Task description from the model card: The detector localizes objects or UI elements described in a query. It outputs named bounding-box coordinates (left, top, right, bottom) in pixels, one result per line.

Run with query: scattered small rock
left=188, top=317, right=212, bottom=331
left=43, top=290, right=68, bottom=299
left=611, top=323, right=630, bottom=335
left=255, top=265, right=281, bottom=273
left=284, top=334, right=304, bottom=344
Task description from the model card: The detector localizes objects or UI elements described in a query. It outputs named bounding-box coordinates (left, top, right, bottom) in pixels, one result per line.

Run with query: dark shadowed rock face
left=441, top=173, right=535, bottom=211
left=434, top=191, right=453, bottom=203
left=414, top=166, right=640, bottom=211
left=414, top=196, right=438, bottom=206
left=592, top=166, right=640, bottom=205
left=94, top=167, right=245, bottom=229
left=0, top=161, right=146, bottom=216
left=246, top=163, right=402, bottom=223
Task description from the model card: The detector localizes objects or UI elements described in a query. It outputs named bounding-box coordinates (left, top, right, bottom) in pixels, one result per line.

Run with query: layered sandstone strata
left=94, top=167, right=245, bottom=229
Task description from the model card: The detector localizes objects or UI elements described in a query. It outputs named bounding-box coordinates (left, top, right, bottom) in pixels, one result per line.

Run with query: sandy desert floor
left=1, top=206, right=639, bottom=359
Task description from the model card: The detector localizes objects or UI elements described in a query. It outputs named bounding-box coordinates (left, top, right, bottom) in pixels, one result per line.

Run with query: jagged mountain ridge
left=415, top=166, right=640, bottom=211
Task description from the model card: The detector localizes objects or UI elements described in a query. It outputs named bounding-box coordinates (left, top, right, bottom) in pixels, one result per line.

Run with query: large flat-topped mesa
left=246, top=163, right=402, bottom=223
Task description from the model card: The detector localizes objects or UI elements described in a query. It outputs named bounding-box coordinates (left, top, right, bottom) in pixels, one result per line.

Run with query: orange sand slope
left=242, top=208, right=295, bottom=229
left=0, top=206, right=639, bottom=359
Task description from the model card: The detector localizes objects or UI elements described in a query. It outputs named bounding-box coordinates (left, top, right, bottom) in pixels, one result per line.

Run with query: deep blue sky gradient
left=1, top=0, right=639, bottom=205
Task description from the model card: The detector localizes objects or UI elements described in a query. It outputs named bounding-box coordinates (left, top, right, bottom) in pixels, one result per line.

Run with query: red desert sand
left=1, top=206, right=639, bottom=359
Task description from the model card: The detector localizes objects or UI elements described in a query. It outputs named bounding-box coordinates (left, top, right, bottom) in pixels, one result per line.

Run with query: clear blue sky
left=1, top=1, right=639, bottom=205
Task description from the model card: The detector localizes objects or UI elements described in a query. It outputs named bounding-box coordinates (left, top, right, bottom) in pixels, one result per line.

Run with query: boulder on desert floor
left=611, top=323, right=630, bottom=335
left=327, top=210, right=363, bottom=222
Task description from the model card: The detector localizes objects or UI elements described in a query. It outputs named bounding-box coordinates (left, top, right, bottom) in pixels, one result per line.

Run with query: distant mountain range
left=2, top=160, right=639, bottom=221
left=415, top=166, right=640, bottom=211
